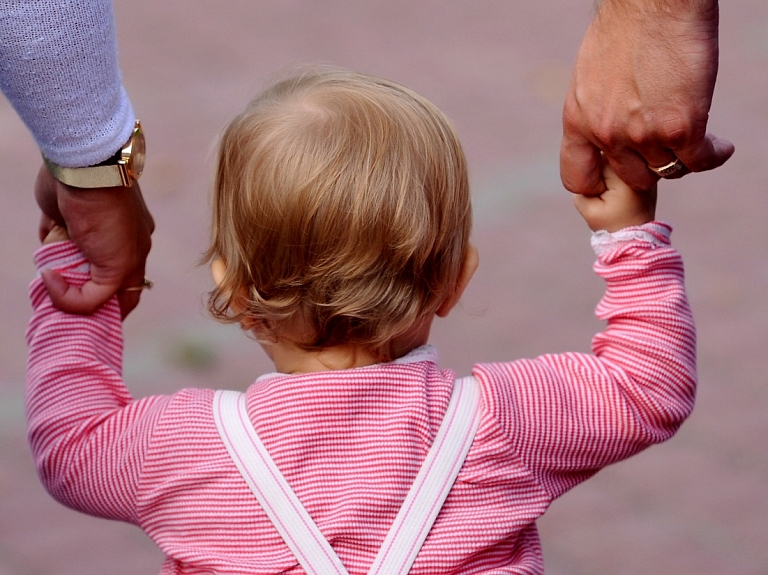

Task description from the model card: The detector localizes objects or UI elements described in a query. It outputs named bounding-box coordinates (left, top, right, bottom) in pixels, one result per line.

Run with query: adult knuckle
left=658, top=115, right=703, bottom=148
left=590, top=120, right=622, bottom=150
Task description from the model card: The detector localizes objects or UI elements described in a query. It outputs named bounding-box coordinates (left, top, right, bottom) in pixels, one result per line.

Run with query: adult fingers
left=116, top=267, right=150, bottom=320
left=673, top=133, right=735, bottom=174
left=602, top=147, right=664, bottom=192
left=628, top=133, right=734, bottom=187
left=560, top=130, right=606, bottom=196
left=633, top=146, right=689, bottom=182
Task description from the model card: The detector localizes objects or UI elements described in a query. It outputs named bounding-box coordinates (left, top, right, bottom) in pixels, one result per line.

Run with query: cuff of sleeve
left=591, top=221, right=672, bottom=256
left=34, top=241, right=90, bottom=274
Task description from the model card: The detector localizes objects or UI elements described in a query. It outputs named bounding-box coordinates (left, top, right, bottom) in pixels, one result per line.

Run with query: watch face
left=123, top=121, right=146, bottom=180
left=131, top=121, right=147, bottom=180
left=131, top=129, right=146, bottom=179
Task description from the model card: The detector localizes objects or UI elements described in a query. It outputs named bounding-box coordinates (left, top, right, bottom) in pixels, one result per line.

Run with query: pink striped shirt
left=26, top=222, right=696, bottom=574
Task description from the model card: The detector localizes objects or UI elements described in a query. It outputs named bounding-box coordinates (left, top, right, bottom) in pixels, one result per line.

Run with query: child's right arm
left=473, top=167, right=695, bottom=500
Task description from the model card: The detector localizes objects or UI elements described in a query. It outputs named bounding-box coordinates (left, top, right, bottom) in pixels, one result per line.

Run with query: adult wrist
left=43, top=120, right=146, bottom=189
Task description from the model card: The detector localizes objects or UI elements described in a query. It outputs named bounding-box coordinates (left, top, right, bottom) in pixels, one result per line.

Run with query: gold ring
left=648, top=158, right=684, bottom=178
left=123, top=278, right=154, bottom=292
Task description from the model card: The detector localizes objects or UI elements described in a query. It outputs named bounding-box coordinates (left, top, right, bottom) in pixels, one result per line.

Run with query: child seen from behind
left=27, top=69, right=695, bottom=574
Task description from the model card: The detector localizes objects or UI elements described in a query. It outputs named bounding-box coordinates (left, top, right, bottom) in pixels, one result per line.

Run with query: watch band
left=43, top=157, right=130, bottom=188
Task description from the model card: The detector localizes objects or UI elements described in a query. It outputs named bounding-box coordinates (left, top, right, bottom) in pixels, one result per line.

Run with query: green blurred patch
left=167, top=335, right=218, bottom=372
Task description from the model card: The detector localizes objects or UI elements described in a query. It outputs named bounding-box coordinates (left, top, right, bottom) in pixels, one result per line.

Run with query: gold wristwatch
left=43, top=120, right=146, bottom=188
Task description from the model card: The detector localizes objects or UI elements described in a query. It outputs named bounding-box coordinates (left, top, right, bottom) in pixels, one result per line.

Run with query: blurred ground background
left=1, top=1, right=766, bottom=573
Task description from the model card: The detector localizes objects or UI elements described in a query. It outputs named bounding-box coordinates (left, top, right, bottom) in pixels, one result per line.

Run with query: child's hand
left=42, top=222, right=70, bottom=244
left=573, top=163, right=657, bottom=232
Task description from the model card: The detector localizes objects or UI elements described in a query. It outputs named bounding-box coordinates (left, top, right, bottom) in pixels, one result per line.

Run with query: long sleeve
left=475, top=222, right=697, bottom=499
left=23, top=227, right=697, bottom=574
left=0, top=0, right=135, bottom=166
left=25, top=241, right=166, bottom=523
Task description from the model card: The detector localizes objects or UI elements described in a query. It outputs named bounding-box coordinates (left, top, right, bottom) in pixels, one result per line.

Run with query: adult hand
left=35, top=163, right=155, bottom=318
left=561, top=0, right=734, bottom=195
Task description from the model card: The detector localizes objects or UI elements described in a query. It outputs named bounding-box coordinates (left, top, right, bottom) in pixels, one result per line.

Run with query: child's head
left=206, top=67, right=473, bottom=361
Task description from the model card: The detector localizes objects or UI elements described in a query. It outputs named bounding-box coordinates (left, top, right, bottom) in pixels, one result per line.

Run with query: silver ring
left=123, top=278, right=154, bottom=292
left=648, top=158, right=684, bottom=178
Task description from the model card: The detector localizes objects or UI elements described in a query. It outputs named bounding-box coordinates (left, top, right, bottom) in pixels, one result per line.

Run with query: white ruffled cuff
left=591, top=222, right=672, bottom=256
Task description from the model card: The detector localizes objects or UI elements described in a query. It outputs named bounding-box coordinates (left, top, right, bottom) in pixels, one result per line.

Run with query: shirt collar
left=254, top=344, right=438, bottom=383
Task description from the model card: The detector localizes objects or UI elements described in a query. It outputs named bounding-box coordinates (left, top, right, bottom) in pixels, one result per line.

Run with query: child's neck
left=266, top=343, right=381, bottom=374
left=263, top=321, right=433, bottom=374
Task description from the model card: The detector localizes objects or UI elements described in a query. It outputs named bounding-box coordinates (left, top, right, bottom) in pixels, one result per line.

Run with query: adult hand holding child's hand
left=560, top=0, right=734, bottom=196
left=573, top=164, right=657, bottom=233
left=35, top=163, right=154, bottom=319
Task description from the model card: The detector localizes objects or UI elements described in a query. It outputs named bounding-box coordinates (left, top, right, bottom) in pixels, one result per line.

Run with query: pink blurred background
left=1, top=1, right=766, bottom=573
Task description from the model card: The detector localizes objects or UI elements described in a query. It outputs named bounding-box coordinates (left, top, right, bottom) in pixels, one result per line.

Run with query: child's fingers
left=602, top=163, right=635, bottom=193
left=40, top=269, right=71, bottom=303
left=40, top=218, right=70, bottom=244
left=39, top=214, right=58, bottom=243
left=572, top=193, right=605, bottom=230
left=40, top=270, right=116, bottom=315
left=573, top=183, right=657, bottom=232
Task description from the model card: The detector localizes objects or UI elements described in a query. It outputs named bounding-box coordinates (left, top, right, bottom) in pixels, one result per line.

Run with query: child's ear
left=211, top=258, right=256, bottom=328
left=210, top=257, right=241, bottom=312
left=211, top=258, right=227, bottom=287
left=436, top=245, right=479, bottom=318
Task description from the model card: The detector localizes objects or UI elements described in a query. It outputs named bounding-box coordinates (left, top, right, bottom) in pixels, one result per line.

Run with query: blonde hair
left=206, top=68, right=472, bottom=360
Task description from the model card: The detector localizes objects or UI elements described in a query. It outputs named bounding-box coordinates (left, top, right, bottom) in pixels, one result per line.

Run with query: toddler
left=27, top=68, right=695, bottom=574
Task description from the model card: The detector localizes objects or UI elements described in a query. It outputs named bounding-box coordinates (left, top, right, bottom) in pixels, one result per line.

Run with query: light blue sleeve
left=0, top=0, right=135, bottom=167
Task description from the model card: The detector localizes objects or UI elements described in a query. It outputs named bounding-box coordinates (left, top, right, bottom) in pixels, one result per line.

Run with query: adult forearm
left=0, top=0, right=134, bottom=166
left=597, top=0, right=718, bottom=13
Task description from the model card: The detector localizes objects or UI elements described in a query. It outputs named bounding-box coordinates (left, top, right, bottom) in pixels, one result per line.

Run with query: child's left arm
left=475, top=168, right=695, bottom=499
left=26, top=235, right=169, bottom=524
